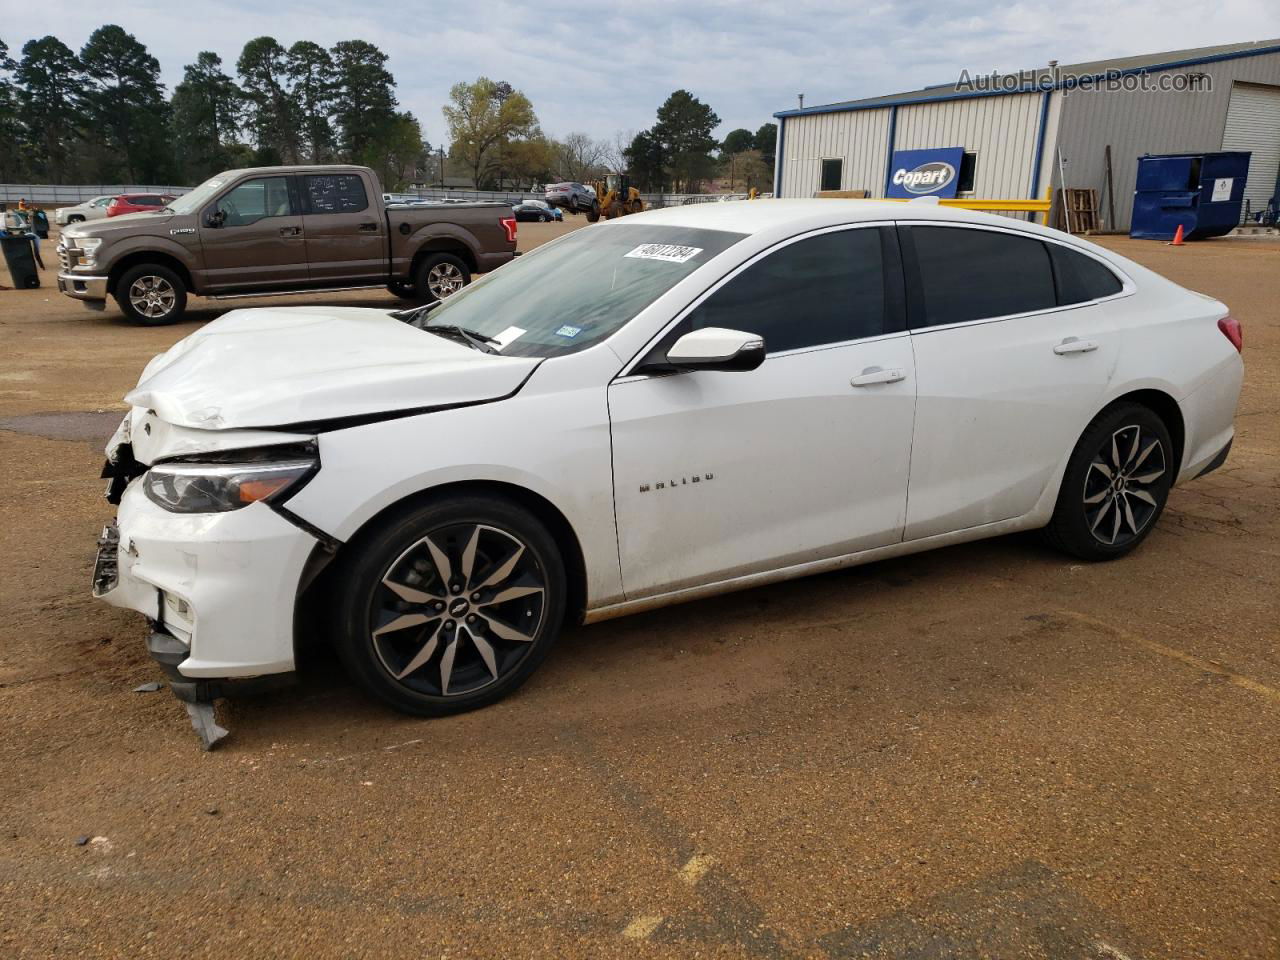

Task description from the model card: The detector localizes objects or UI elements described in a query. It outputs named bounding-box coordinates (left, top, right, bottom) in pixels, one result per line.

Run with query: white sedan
left=93, top=199, right=1243, bottom=740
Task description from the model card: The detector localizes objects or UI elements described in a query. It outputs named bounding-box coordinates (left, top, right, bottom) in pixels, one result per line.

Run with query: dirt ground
left=0, top=219, right=1276, bottom=959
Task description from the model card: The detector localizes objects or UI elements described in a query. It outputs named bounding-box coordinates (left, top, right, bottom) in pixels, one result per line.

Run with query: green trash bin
left=1, top=234, right=41, bottom=289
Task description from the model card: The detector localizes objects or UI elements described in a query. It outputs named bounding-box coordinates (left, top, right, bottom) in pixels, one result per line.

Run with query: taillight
left=1217, top=315, right=1242, bottom=352
left=500, top=217, right=517, bottom=244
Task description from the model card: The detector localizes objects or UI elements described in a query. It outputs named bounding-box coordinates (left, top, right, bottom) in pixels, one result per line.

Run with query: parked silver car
left=545, top=182, right=596, bottom=214
left=55, top=195, right=116, bottom=226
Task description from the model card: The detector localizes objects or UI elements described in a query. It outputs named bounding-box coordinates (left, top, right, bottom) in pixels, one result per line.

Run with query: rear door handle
left=279, top=226, right=302, bottom=237
left=358, top=221, right=379, bottom=232
left=850, top=366, right=906, bottom=387
left=1053, top=336, right=1099, bottom=355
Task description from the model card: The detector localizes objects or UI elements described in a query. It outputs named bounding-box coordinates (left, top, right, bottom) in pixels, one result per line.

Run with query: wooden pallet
left=1057, top=188, right=1100, bottom=233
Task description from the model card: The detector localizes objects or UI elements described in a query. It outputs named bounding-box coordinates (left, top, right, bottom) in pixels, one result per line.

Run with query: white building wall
left=892, top=91, right=1044, bottom=198
left=778, top=108, right=892, bottom=197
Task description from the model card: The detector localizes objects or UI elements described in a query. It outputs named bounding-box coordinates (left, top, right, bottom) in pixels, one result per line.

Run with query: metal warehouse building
left=773, top=39, right=1280, bottom=231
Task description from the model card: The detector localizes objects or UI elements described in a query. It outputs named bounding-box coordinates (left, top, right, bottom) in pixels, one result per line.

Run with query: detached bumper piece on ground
left=94, top=520, right=294, bottom=750
left=146, top=631, right=293, bottom=750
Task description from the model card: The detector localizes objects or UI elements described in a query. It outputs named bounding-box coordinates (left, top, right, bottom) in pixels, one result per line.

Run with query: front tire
left=333, top=495, right=567, bottom=716
left=114, top=264, right=188, bottom=326
left=412, top=252, right=471, bottom=303
left=386, top=280, right=416, bottom=300
left=67, top=215, right=86, bottom=224
left=586, top=200, right=601, bottom=223
left=1043, top=402, right=1174, bottom=560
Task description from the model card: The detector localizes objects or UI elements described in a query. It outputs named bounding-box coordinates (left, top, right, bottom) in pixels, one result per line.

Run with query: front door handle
left=1053, top=336, right=1099, bottom=355
left=358, top=221, right=379, bottom=232
left=279, top=226, right=302, bottom=237
left=850, top=366, right=906, bottom=387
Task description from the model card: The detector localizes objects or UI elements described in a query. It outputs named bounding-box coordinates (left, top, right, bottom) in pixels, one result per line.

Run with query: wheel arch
left=1101, top=388, right=1186, bottom=481
left=410, top=237, right=478, bottom=275
left=107, top=251, right=195, bottom=297
left=296, top=479, right=589, bottom=644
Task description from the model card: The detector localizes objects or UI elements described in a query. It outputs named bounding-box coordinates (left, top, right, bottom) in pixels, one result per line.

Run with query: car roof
left=627, top=198, right=1065, bottom=241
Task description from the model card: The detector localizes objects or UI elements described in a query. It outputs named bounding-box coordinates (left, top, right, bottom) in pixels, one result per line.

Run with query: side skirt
left=582, top=513, right=1043, bottom=625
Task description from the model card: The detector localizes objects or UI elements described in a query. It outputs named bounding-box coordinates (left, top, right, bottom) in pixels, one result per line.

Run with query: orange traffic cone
left=1171, top=224, right=1185, bottom=246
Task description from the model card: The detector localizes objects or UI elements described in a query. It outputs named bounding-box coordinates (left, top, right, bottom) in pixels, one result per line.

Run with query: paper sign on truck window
left=624, top=243, right=703, bottom=264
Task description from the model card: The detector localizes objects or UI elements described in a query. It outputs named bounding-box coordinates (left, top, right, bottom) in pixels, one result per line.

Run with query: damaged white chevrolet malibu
left=93, top=199, right=1243, bottom=741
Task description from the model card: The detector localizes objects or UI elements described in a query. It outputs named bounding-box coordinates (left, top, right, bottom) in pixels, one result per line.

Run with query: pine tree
left=79, top=25, right=170, bottom=182
left=14, top=36, right=84, bottom=182
left=329, top=40, right=396, bottom=163
left=171, top=52, right=243, bottom=181
left=237, top=36, right=299, bottom=165
left=287, top=40, right=335, bottom=164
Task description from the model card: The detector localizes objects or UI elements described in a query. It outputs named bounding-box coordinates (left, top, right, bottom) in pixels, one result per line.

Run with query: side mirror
left=205, top=210, right=225, bottom=228
left=666, top=327, right=765, bottom=372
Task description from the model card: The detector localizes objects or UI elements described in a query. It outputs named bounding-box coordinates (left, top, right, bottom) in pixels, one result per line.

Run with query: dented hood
left=125, top=306, right=540, bottom=430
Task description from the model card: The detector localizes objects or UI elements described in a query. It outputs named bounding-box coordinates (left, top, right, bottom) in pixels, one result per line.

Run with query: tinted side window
left=909, top=226, right=1055, bottom=327
left=687, top=228, right=885, bottom=353
left=1050, top=244, right=1124, bottom=304
left=216, top=177, right=292, bottom=226
left=305, top=174, right=368, bottom=214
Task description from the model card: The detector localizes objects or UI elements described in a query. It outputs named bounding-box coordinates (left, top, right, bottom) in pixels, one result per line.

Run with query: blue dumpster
left=1130, top=151, right=1251, bottom=240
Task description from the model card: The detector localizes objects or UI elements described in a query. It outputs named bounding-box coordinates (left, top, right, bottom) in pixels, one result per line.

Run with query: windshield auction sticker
left=491, top=325, right=527, bottom=349
left=624, top=243, right=703, bottom=264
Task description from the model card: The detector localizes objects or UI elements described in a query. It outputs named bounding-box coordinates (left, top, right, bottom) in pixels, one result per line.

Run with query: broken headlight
left=144, top=459, right=316, bottom=514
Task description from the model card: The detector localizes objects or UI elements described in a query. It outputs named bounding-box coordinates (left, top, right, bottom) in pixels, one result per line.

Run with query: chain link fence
left=0, top=184, right=193, bottom=205
left=3, top=183, right=762, bottom=209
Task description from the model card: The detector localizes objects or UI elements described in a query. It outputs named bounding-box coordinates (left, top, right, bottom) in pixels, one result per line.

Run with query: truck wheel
left=114, top=264, right=188, bottom=326
left=586, top=201, right=601, bottom=223
left=386, top=281, right=416, bottom=300
left=413, top=253, right=471, bottom=303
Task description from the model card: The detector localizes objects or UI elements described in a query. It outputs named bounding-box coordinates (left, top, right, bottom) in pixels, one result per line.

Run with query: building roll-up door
left=1221, top=82, right=1280, bottom=215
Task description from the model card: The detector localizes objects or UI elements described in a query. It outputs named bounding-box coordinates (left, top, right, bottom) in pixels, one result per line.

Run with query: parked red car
left=105, top=193, right=176, bottom=217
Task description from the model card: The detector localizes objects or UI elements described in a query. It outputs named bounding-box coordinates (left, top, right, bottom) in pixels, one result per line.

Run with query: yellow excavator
left=586, top=174, right=644, bottom=222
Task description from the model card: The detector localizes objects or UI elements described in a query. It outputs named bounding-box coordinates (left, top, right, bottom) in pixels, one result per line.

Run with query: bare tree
left=600, top=129, right=636, bottom=174
left=553, top=131, right=606, bottom=181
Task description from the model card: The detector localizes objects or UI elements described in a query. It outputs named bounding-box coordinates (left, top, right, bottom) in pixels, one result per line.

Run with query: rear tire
left=386, top=281, right=416, bottom=300
left=412, top=252, right=471, bottom=303
left=1043, top=402, right=1174, bottom=561
left=332, top=494, right=567, bottom=716
left=114, top=264, right=188, bottom=326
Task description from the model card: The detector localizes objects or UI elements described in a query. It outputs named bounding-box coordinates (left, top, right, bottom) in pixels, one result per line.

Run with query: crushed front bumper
left=95, top=478, right=319, bottom=680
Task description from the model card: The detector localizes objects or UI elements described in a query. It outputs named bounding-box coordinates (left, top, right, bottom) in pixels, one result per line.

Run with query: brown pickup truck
left=56, top=165, right=517, bottom=325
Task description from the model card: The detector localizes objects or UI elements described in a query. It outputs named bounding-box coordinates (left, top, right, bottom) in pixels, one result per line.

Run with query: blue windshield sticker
left=555, top=325, right=582, bottom=338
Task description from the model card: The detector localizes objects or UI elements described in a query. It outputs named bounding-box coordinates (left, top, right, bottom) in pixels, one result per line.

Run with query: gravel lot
left=0, top=218, right=1276, bottom=959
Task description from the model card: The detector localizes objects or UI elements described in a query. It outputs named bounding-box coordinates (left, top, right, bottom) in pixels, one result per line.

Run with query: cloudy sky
left=6, top=0, right=1280, bottom=144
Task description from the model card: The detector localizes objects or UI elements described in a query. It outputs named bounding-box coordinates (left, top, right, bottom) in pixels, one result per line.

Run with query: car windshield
left=421, top=224, right=746, bottom=358
left=163, top=173, right=233, bottom=215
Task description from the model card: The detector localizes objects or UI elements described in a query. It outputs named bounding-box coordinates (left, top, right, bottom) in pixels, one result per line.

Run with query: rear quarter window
left=1049, top=244, right=1125, bottom=304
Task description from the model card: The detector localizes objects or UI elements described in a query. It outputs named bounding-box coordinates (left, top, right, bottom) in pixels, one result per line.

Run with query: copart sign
left=886, top=147, right=964, bottom=199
